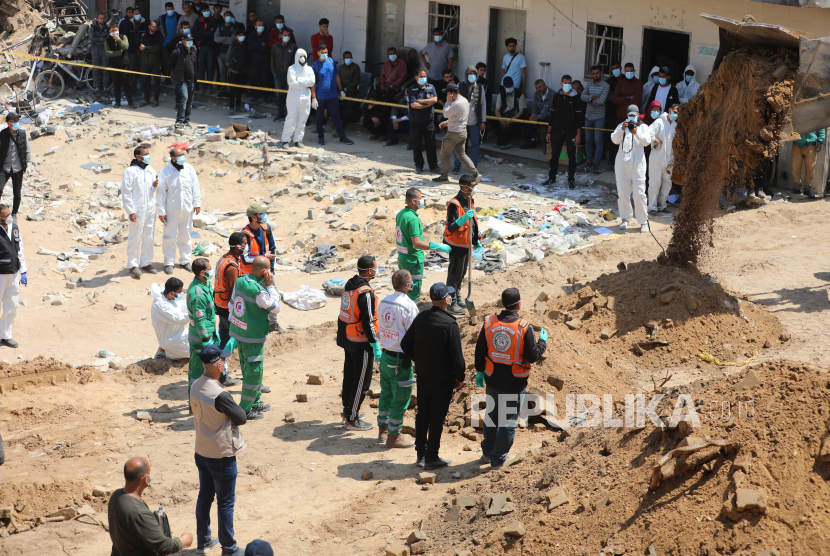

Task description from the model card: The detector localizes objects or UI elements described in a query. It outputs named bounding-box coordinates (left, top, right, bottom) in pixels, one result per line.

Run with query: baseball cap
left=659, top=66, right=671, bottom=75
left=627, top=104, right=639, bottom=116
left=445, top=83, right=459, bottom=93
left=5, top=112, right=20, bottom=122
left=429, top=282, right=455, bottom=300
left=246, top=203, right=267, bottom=216
left=244, top=540, right=274, bottom=556
left=198, top=344, right=224, bottom=364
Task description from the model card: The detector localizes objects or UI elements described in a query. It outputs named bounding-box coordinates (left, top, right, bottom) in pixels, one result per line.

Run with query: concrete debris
left=418, top=472, right=436, bottom=484
left=361, top=470, right=373, bottom=480
left=135, top=411, right=152, bottom=422
left=284, top=411, right=295, bottom=423
left=306, top=373, right=323, bottom=385
left=503, top=520, right=526, bottom=537
left=385, top=543, right=410, bottom=556
left=296, top=392, right=308, bottom=402
left=407, top=530, right=427, bottom=544
left=651, top=440, right=734, bottom=489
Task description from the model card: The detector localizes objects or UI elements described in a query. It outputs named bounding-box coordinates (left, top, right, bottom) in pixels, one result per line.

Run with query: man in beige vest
left=190, top=345, right=247, bottom=556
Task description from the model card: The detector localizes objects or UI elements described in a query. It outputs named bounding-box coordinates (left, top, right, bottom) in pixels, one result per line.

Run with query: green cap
left=246, top=203, right=268, bottom=216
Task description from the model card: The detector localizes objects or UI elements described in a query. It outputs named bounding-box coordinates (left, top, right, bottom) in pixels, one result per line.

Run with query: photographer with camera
left=611, top=104, right=653, bottom=233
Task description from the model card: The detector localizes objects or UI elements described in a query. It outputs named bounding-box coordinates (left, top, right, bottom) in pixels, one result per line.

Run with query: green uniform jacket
left=229, top=274, right=270, bottom=343
left=187, top=278, right=217, bottom=346
left=395, top=207, right=424, bottom=266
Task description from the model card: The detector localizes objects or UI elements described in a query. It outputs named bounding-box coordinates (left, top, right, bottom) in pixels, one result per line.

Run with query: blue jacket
left=793, top=129, right=825, bottom=147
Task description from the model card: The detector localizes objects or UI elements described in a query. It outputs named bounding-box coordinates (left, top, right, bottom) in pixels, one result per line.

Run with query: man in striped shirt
left=580, top=65, right=611, bottom=171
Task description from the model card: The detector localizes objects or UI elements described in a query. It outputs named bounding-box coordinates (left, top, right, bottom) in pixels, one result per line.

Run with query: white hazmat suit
left=282, top=48, right=315, bottom=144
left=157, top=161, right=201, bottom=267
left=677, top=64, right=700, bottom=104
left=641, top=66, right=660, bottom=113
left=647, top=113, right=677, bottom=211
left=611, top=119, right=653, bottom=226
left=121, top=160, right=157, bottom=270
left=150, top=282, right=189, bottom=359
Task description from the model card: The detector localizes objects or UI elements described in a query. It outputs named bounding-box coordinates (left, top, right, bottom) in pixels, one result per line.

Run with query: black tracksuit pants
left=548, top=128, right=577, bottom=181
left=341, top=348, right=374, bottom=421
left=446, top=246, right=468, bottom=306
left=415, top=381, right=454, bottom=461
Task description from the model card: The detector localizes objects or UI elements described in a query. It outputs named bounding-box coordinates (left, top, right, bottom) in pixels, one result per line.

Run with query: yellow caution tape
left=697, top=350, right=758, bottom=367
left=8, top=51, right=615, bottom=130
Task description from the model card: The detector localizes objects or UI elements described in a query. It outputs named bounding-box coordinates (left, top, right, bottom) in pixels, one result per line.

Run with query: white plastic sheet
left=282, top=285, right=327, bottom=310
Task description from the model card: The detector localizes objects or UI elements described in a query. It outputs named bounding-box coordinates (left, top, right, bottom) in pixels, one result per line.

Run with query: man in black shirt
left=544, top=74, right=583, bottom=189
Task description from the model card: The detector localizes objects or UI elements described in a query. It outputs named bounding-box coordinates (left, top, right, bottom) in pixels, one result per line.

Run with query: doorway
left=640, top=28, right=690, bottom=86
left=366, top=0, right=406, bottom=68
left=486, top=8, right=527, bottom=94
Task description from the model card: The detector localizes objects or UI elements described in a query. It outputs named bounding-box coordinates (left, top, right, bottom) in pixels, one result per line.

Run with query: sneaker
left=141, top=265, right=158, bottom=275
left=416, top=456, right=424, bottom=468
left=807, top=192, right=818, bottom=200
left=128, top=103, right=138, bottom=109
left=448, top=303, right=466, bottom=315
left=318, top=137, right=326, bottom=145
left=500, top=142, right=513, bottom=150
left=480, top=455, right=491, bottom=464
left=253, top=403, right=271, bottom=413
left=260, top=385, right=271, bottom=393
left=385, top=138, right=399, bottom=147
left=568, top=178, right=576, bottom=189
left=405, top=142, right=413, bottom=151
left=519, top=139, right=535, bottom=149
left=378, top=428, right=388, bottom=444
left=640, top=223, right=649, bottom=233
left=221, top=547, right=244, bottom=556
left=542, top=178, right=555, bottom=186
left=432, top=175, right=450, bottom=183
left=490, top=455, right=516, bottom=471
left=341, top=412, right=366, bottom=421
left=130, top=267, right=143, bottom=278
left=151, top=101, right=158, bottom=108
left=273, top=113, right=285, bottom=121
left=620, top=219, right=630, bottom=229
left=196, top=538, right=220, bottom=554
left=245, top=409, right=265, bottom=420
left=386, top=434, right=415, bottom=448
left=269, top=322, right=284, bottom=334
left=340, top=137, right=355, bottom=145
left=138, top=101, right=149, bottom=108
left=220, top=375, right=241, bottom=387
left=294, top=141, right=305, bottom=148
left=415, top=166, right=423, bottom=174
left=429, top=166, right=440, bottom=173
left=154, top=347, right=166, bottom=359
left=164, top=265, right=174, bottom=275
left=344, top=418, right=373, bottom=431
left=424, top=457, right=451, bottom=470
left=452, top=166, right=461, bottom=175
left=181, top=263, right=192, bottom=272
left=228, top=109, right=236, bottom=115
left=369, top=134, right=381, bottom=140
left=1, top=338, right=19, bottom=348
left=647, top=209, right=657, bottom=215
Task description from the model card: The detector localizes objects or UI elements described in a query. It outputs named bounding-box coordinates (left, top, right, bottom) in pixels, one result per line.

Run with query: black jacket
left=336, top=276, right=379, bottom=352
left=168, top=43, right=197, bottom=84
left=401, top=306, right=465, bottom=386
left=0, top=221, right=23, bottom=275
left=246, top=29, right=270, bottom=64
left=139, top=30, right=164, bottom=69
left=646, top=83, right=680, bottom=113
left=127, top=19, right=148, bottom=52
left=226, top=39, right=248, bottom=75
left=475, top=310, right=546, bottom=393
left=547, top=90, right=583, bottom=132
left=193, top=14, right=218, bottom=48
left=0, top=128, right=29, bottom=174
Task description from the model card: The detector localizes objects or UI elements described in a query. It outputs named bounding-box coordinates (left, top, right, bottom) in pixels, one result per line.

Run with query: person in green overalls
left=395, top=188, right=451, bottom=301
left=187, top=258, right=219, bottom=400
left=228, top=255, right=281, bottom=420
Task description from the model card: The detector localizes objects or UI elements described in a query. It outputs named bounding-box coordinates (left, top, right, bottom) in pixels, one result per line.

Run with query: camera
left=627, top=121, right=636, bottom=132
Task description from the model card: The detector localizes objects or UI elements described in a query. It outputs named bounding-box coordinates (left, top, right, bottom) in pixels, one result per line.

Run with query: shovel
left=465, top=223, right=476, bottom=316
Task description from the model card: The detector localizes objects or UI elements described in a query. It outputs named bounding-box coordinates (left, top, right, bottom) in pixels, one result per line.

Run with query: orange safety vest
left=240, top=223, right=274, bottom=275
left=484, top=315, right=531, bottom=378
left=338, top=285, right=379, bottom=343
left=213, top=253, right=241, bottom=310
left=444, top=197, right=477, bottom=248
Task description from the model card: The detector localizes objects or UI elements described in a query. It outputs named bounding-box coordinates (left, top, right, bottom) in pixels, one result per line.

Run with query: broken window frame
left=584, top=22, right=625, bottom=79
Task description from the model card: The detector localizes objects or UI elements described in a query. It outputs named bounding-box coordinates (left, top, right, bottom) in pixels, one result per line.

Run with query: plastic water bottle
left=97, top=350, right=115, bottom=358
left=156, top=507, right=165, bottom=529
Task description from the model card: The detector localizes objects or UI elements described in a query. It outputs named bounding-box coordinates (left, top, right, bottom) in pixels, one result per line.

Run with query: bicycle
left=32, top=53, right=95, bottom=101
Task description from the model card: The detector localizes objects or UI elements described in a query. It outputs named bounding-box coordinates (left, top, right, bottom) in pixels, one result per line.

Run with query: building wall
left=399, top=0, right=830, bottom=97
left=280, top=0, right=369, bottom=61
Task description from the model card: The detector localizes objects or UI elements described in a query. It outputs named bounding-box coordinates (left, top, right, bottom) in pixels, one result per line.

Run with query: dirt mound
left=422, top=361, right=830, bottom=556
left=0, top=479, right=107, bottom=532
left=672, top=48, right=798, bottom=264
left=0, top=356, right=100, bottom=392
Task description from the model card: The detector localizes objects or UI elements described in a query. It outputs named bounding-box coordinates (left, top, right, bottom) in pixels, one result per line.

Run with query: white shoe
left=640, top=223, right=649, bottom=233
left=620, top=219, right=630, bottom=229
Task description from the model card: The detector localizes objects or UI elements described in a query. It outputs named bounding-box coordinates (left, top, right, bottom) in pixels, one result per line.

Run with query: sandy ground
left=1, top=93, right=829, bottom=555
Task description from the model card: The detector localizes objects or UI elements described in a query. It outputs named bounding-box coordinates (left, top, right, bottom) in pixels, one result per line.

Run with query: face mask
left=142, top=155, right=150, bottom=164
left=276, top=23, right=284, bottom=29
left=282, top=36, right=290, bottom=43
left=205, top=269, right=214, bottom=279
left=652, top=75, right=660, bottom=84
left=174, top=292, right=183, bottom=300
left=257, top=26, right=264, bottom=33
left=388, top=54, right=397, bottom=62
left=417, top=77, right=427, bottom=86
left=505, top=87, right=514, bottom=94
left=651, top=111, right=660, bottom=119
left=167, top=9, right=175, bottom=16
left=259, top=213, right=268, bottom=223
left=176, top=155, right=186, bottom=164
left=467, top=74, right=476, bottom=83
left=134, top=14, right=141, bottom=21
left=185, top=40, right=193, bottom=48
left=344, top=57, right=352, bottom=64
left=225, top=16, right=232, bottom=23
left=625, top=71, right=635, bottom=79
left=627, top=116, right=637, bottom=123
left=417, top=198, right=424, bottom=208
left=10, top=123, right=19, bottom=131
left=434, top=36, right=443, bottom=42
left=238, top=35, right=245, bottom=42
left=562, top=83, right=572, bottom=93
left=203, top=11, right=210, bottom=18
left=612, top=69, right=621, bottom=77
left=319, top=53, right=328, bottom=61
left=658, top=77, right=667, bottom=86
left=685, top=75, right=693, bottom=84
left=111, top=32, right=119, bottom=37
left=299, top=56, right=306, bottom=65
left=669, top=113, right=678, bottom=121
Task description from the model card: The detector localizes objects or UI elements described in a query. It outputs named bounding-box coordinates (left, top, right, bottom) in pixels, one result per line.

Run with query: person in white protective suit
left=280, top=47, right=316, bottom=148
left=150, top=277, right=189, bottom=359
left=647, top=103, right=678, bottom=213
left=640, top=65, right=660, bottom=113
left=677, top=64, right=700, bottom=104
left=157, top=145, right=201, bottom=275
left=121, top=145, right=159, bottom=277
left=611, top=104, right=653, bottom=233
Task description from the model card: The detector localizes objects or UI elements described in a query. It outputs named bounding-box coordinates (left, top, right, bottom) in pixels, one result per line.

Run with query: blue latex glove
left=475, top=371, right=485, bottom=388
left=472, top=246, right=484, bottom=260
left=539, top=328, right=548, bottom=342
left=369, top=342, right=382, bottom=360
left=455, top=209, right=476, bottom=227
left=19, top=272, right=27, bottom=286
left=429, top=241, right=451, bottom=254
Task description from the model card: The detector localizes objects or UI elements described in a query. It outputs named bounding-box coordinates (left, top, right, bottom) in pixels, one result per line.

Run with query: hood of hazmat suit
left=150, top=282, right=190, bottom=359
left=678, top=64, right=700, bottom=104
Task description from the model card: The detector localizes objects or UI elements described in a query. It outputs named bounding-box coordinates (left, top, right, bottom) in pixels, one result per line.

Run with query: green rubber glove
left=429, top=241, right=451, bottom=254
left=539, top=328, right=548, bottom=342
left=369, top=342, right=382, bottom=360
left=455, top=209, right=476, bottom=227
left=475, top=371, right=485, bottom=388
